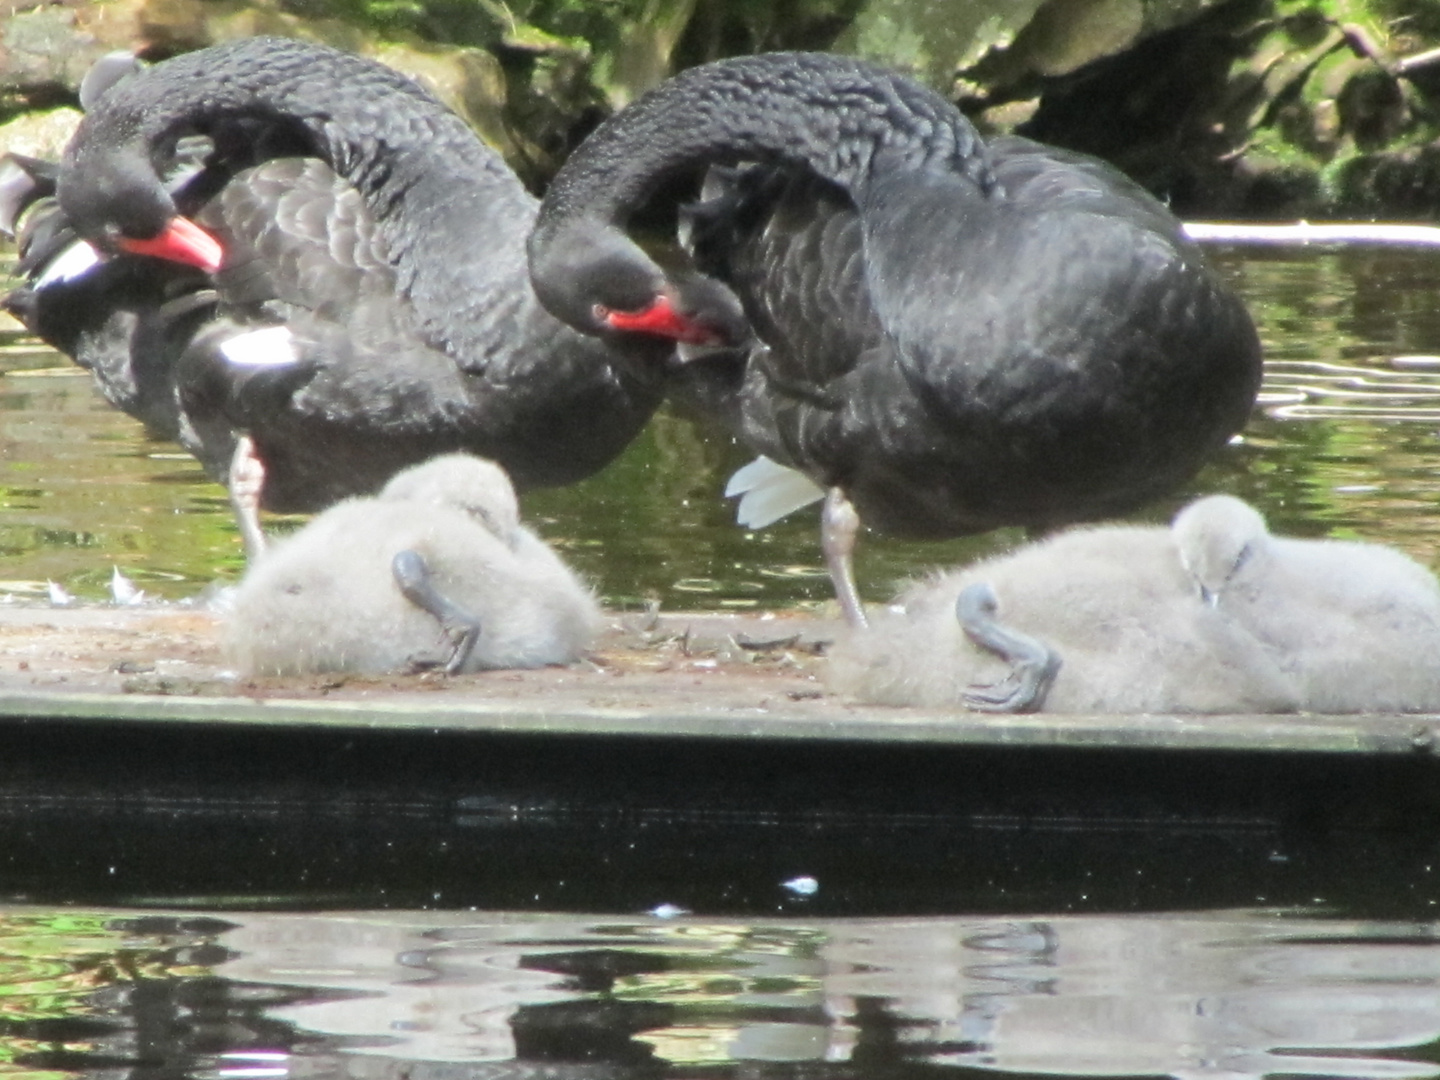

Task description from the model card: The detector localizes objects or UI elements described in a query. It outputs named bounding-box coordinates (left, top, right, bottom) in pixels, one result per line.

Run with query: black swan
left=224, top=453, right=600, bottom=675
left=825, top=508, right=1302, bottom=714
left=6, top=37, right=669, bottom=551
left=526, top=52, right=1265, bottom=625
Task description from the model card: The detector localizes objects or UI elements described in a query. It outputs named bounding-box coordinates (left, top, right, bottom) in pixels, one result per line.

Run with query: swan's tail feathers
left=0, top=155, right=105, bottom=288
left=724, top=456, right=824, bottom=529
left=0, top=154, right=55, bottom=240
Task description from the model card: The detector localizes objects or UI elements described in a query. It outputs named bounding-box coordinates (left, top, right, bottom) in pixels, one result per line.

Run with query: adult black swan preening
left=527, top=52, right=1265, bottom=625
left=7, top=37, right=668, bottom=553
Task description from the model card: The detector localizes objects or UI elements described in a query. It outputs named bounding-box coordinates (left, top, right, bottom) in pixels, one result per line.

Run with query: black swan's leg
left=955, top=582, right=1062, bottom=713
left=227, top=435, right=268, bottom=562
left=392, top=549, right=481, bottom=674
left=822, top=487, right=869, bottom=629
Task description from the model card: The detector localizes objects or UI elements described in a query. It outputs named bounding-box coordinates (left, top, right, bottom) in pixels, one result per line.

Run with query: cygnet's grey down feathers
left=829, top=494, right=1440, bottom=714
left=828, top=522, right=1301, bottom=714
left=225, top=454, right=600, bottom=675
left=1173, top=494, right=1440, bottom=713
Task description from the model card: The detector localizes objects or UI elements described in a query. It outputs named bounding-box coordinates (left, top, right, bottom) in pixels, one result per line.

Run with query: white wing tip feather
left=36, top=240, right=103, bottom=286
left=219, top=326, right=300, bottom=367
left=724, top=456, right=824, bottom=529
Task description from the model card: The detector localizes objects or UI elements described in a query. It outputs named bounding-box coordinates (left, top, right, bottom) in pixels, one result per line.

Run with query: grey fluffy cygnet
left=827, top=518, right=1300, bottom=714
left=1173, top=494, right=1440, bottom=712
left=225, top=454, right=601, bottom=676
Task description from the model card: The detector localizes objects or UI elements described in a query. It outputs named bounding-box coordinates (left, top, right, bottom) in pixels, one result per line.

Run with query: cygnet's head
left=380, top=454, right=521, bottom=543
left=1171, top=494, right=1271, bottom=605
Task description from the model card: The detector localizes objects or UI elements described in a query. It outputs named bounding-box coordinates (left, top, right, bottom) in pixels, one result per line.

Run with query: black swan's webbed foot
left=392, top=549, right=481, bottom=674
left=822, top=486, right=869, bottom=629
left=955, top=582, right=1062, bottom=713
left=228, top=435, right=268, bottom=562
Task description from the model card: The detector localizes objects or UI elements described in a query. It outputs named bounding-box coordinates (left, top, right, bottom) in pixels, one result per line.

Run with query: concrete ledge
left=3, top=604, right=1438, bottom=757
left=2, top=688, right=1437, bottom=756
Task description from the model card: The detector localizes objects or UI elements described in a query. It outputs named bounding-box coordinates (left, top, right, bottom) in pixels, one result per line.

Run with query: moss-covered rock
left=1330, top=143, right=1440, bottom=213
left=2, top=6, right=117, bottom=114
left=938, top=0, right=1440, bottom=217
left=0, top=104, right=81, bottom=160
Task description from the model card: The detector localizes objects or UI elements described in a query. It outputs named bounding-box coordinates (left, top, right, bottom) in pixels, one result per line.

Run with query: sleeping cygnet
left=828, top=520, right=1300, bottom=714
left=1173, top=494, right=1440, bottom=712
left=224, top=454, right=602, bottom=676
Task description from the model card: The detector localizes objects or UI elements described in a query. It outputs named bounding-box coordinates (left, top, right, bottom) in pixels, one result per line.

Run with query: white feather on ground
left=224, top=454, right=601, bottom=676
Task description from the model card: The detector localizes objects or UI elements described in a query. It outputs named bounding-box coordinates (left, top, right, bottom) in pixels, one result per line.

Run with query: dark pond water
left=1, top=710, right=1438, bottom=1080
left=6, top=245, right=1440, bottom=610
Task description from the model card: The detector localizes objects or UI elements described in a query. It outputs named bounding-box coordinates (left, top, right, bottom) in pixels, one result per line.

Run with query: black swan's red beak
left=598, top=295, right=727, bottom=346
left=117, top=216, right=223, bottom=272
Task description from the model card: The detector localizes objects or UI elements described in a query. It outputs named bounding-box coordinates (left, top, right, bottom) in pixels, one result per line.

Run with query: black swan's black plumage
left=528, top=53, right=1263, bottom=541
left=3, top=153, right=214, bottom=439
left=11, top=37, right=667, bottom=513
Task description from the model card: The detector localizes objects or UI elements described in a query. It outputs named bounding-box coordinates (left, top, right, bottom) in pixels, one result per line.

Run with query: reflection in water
left=11, top=909, right=1439, bottom=1080
left=7, top=247, right=1440, bottom=607
left=1261, top=359, right=1440, bottom=421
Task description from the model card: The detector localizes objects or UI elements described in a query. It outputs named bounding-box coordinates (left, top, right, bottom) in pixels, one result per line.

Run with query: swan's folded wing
left=203, top=157, right=399, bottom=320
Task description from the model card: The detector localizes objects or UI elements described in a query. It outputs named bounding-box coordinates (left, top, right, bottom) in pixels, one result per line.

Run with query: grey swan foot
left=822, top=487, right=869, bottom=629
left=955, top=582, right=1062, bottom=713
left=392, top=549, right=482, bottom=674
left=227, top=435, right=269, bottom=562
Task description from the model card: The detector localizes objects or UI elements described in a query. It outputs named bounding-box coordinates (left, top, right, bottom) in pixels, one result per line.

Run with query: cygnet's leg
left=227, top=435, right=268, bottom=562
left=822, top=487, right=869, bottom=629
left=955, top=582, right=1062, bottom=713
left=392, top=549, right=482, bottom=674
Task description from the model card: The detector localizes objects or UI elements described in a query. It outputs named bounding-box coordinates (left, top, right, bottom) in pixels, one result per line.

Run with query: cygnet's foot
left=955, top=582, right=1062, bottom=713
left=822, top=486, right=869, bottom=629
left=392, top=549, right=481, bottom=674
left=227, top=435, right=268, bottom=561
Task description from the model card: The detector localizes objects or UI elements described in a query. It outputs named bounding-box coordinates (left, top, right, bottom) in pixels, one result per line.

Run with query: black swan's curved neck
left=528, top=52, right=992, bottom=336
left=60, top=37, right=515, bottom=223
left=536, top=52, right=991, bottom=231
left=58, top=36, right=541, bottom=358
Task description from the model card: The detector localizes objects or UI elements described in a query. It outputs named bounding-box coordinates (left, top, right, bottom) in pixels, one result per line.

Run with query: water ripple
left=1261, top=358, right=1440, bottom=420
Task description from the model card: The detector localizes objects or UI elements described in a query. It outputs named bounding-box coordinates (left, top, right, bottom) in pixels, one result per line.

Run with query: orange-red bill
left=602, top=296, right=725, bottom=346
left=118, top=216, right=223, bottom=272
